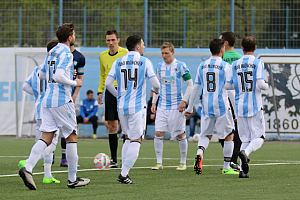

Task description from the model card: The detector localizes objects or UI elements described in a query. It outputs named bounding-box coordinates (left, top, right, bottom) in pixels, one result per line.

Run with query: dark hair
left=242, top=36, right=256, bottom=52
left=106, top=29, right=119, bottom=39
left=209, top=39, right=225, bottom=55
left=86, top=90, right=93, bottom=95
left=220, top=31, right=236, bottom=47
left=46, top=39, right=59, bottom=52
left=126, top=35, right=142, bottom=51
left=56, top=23, right=74, bottom=43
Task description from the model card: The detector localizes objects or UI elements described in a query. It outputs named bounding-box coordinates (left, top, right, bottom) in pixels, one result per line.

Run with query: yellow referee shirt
left=97, top=47, right=128, bottom=94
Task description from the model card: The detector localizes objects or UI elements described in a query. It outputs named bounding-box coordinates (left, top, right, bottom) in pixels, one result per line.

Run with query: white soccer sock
left=41, top=143, right=57, bottom=159
left=66, top=143, right=78, bottom=182
left=154, top=136, right=163, bottom=164
left=44, top=152, right=53, bottom=179
left=240, top=142, right=249, bottom=172
left=122, top=139, right=130, bottom=164
left=25, top=140, right=48, bottom=173
left=223, top=141, right=234, bottom=170
left=197, top=136, right=210, bottom=157
left=121, top=142, right=141, bottom=177
left=178, top=136, right=188, bottom=164
left=245, top=138, right=264, bottom=156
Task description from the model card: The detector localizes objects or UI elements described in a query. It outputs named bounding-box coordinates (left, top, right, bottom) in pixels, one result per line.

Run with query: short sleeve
left=256, top=60, right=264, bottom=80
left=225, top=63, right=233, bottom=83
left=145, top=58, right=156, bottom=79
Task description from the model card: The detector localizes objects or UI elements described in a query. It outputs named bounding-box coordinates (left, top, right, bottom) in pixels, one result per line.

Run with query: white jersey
left=157, top=59, right=190, bottom=110
left=227, top=55, right=265, bottom=117
left=24, top=64, right=46, bottom=120
left=195, top=56, right=231, bottom=118
left=40, top=43, right=74, bottom=108
left=107, top=51, right=157, bottom=115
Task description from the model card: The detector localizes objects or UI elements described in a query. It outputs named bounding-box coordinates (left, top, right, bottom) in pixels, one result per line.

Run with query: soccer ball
left=193, top=133, right=200, bottom=142
left=94, top=153, right=110, bottom=169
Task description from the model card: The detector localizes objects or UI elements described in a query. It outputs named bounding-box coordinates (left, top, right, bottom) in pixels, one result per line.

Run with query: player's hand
left=151, top=103, right=156, bottom=113
left=184, top=111, right=191, bottom=118
left=83, top=117, right=89, bottom=124
left=97, top=93, right=103, bottom=105
left=72, top=94, right=77, bottom=103
left=150, top=114, right=156, bottom=120
left=75, top=78, right=82, bottom=87
left=177, top=100, right=186, bottom=112
left=73, top=69, right=77, bottom=79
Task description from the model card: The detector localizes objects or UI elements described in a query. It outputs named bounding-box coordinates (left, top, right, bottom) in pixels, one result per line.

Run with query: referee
left=97, top=30, right=128, bottom=168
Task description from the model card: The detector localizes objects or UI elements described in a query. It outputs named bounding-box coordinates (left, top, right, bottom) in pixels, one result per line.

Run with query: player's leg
left=177, top=132, right=187, bottom=170
left=89, top=116, right=98, bottom=139
left=60, top=137, right=67, bottom=167
left=118, top=115, right=129, bottom=168
left=105, top=89, right=119, bottom=167
left=152, top=107, right=167, bottom=170
left=188, top=115, right=196, bottom=142
left=231, top=123, right=241, bottom=171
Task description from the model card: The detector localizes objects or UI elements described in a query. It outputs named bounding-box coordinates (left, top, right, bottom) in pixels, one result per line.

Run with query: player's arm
left=178, top=72, right=193, bottom=112
left=72, top=74, right=83, bottom=103
left=256, top=60, right=269, bottom=90
left=22, top=71, right=34, bottom=95
left=38, top=62, right=47, bottom=80
left=224, top=63, right=234, bottom=90
left=72, top=56, right=85, bottom=103
left=105, top=61, right=117, bottom=98
left=185, top=83, right=201, bottom=117
left=87, top=101, right=98, bottom=119
left=97, top=55, right=105, bottom=104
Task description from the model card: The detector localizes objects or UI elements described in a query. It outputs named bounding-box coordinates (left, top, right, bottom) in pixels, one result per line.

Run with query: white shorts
left=118, top=108, right=146, bottom=140
left=200, top=110, right=234, bottom=140
left=155, top=107, right=186, bottom=138
left=35, top=119, right=59, bottom=145
left=40, top=102, right=77, bottom=139
left=237, top=110, right=265, bottom=143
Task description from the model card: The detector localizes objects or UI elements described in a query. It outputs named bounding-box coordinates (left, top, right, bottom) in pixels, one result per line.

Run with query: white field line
left=1, top=162, right=299, bottom=178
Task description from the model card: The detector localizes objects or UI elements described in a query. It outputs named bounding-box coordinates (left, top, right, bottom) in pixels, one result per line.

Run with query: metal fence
left=0, top=0, right=299, bottom=48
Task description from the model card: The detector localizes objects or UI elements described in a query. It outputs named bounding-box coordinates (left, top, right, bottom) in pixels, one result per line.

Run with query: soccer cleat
left=93, top=134, right=97, bottom=140
left=176, top=163, right=187, bottom=170
left=19, top=167, right=37, bottom=190
left=239, top=171, right=250, bottom=178
left=109, top=160, right=118, bottom=168
left=239, top=150, right=250, bottom=174
left=222, top=167, right=240, bottom=175
left=43, top=176, right=61, bottom=184
left=230, top=162, right=240, bottom=171
left=18, top=160, right=26, bottom=169
left=117, top=174, right=135, bottom=184
left=67, top=177, right=90, bottom=188
left=151, top=163, right=163, bottom=170
left=194, top=154, right=203, bottom=175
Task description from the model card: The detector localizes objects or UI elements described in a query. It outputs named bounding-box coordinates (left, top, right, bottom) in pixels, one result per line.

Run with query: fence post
left=150, top=6, right=152, bottom=47
left=144, top=0, right=148, bottom=47
left=51, top=7, right=54, bottom=39
left=183, top=6, right=186, bottom=48
left=231, top=0, right=234, bottom=32
left=19, top=7, right=22, bottom=47
left=286, top=6, right=289, bottom=49
left=217, top=6, right=220, bottom=37
left=117, top=7, right=120, bottom=32
left=84, top=7, right=86, bottom=47
left=252, top=6, right=255, bottom=37
left=59, top=0, right=63, bottom=25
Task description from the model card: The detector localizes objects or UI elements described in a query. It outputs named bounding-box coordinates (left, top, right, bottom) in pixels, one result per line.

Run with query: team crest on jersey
left=68, top=113, right=72, bottom=118
left=74, top=61, right=78, bottom=66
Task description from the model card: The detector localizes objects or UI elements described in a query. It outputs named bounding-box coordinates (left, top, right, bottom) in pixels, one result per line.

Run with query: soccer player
left=105, top=34, right=160, bottom=184
left=60, top=38, right=86, bottom=167
left=97, top=30, right=128, bottom=168
left=19, top=39, right=60, bottom=184
left=185, top=38, right=238, bottom=175
left=219, top=31, right=243, bottom=171
left=151, top=42, right=193, bottom=171
left=225, top=36, right=269, bottom=178
left=76, top=90, right=98, bottom=139
left=19, top=23, right=90, bottom=190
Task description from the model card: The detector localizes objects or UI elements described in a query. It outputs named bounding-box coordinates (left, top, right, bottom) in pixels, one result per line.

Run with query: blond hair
left=161, top=42, right=174, bottom=52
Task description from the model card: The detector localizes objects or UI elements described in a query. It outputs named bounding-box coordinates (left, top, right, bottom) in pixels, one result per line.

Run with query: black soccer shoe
left=239, top=150, right=250, bottom=174
left=239, top=171, right=250, bottom=178
left=117, top=174, right=136, bottom=184
left=230, top=162, right=240, bottom=171
left=19, top=167, right=37, bottom=190
left=109, top=160, right=118, bottom=168
left=67, top=177, right=90, bottom=188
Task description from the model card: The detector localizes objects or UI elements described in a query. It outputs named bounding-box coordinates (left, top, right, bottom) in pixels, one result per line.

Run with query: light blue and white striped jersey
left=195, top=56, right=231, bottom=118
left=25, top=64, right=46, bottom=120
left=227, top=55, right=265, bottom=117
left=157, top=58, right=190, bottom=109
left=107, top=51, right=157, bottom=115
left=40, top=43, right=74, bottom=108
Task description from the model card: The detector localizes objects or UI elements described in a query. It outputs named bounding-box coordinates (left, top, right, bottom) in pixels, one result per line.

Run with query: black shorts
left=105, top=89, right=119, bottom=121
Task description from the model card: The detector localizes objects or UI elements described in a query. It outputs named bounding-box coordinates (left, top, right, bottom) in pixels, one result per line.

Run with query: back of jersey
left=41, top=43, right=74, bottom=108
left=195, top=56, right=230, bottom=118
left=108, top=51, right=156, bottom=115
left=230, top=55, right=264, bottom=117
